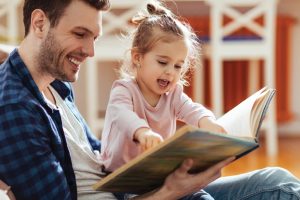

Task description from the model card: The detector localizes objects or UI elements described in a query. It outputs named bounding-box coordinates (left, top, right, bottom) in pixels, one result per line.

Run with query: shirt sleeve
left=108, top=85, right=150, bottom=140
left=173, top=84, right=216, bottom=127
left=0, top=103, right=72, bottom=200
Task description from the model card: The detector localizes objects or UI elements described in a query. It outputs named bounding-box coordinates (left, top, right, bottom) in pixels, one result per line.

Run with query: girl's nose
left=165, top=66, right=174, bottom=75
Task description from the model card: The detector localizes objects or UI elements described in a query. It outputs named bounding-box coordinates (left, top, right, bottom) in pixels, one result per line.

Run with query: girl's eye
left=158, top=61, right=167, bottom=65
left=175, top=65, right=182, bottom=69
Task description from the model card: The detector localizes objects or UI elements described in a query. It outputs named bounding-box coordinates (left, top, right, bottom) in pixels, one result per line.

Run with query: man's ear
left=131, top=48, right=141, bottom=66
left=31, top=9, right=49, bottom=39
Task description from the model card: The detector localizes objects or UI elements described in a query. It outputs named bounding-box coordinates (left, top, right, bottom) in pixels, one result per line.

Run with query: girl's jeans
left=115, top=167, right=300, bottom=200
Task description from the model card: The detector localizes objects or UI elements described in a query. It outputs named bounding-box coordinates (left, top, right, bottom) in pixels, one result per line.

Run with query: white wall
left=72, top=61, right=120, bottom=122
left=97, top=61, right=120, bottom=115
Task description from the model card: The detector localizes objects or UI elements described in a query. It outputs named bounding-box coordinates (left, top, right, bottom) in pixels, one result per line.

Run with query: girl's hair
left=118, top=0, right=201, bottom=86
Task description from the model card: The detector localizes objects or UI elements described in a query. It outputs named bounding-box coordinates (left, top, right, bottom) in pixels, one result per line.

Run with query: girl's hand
left=198, top=117, right=227, bottom=134
left=134, top=128, right=164, bottom=151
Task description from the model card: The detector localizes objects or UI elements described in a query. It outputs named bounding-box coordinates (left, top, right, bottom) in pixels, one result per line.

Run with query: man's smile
left=67, top=55, right=84, bottom=66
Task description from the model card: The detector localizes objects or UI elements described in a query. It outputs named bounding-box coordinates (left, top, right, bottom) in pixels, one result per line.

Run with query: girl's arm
left=174, top=84, right=215, bottom=127
left=108, top=84, right=150, bottom=141
left=173, top=84, right=226, bottom=134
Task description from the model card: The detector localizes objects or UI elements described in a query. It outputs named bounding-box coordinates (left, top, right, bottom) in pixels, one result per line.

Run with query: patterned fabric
left=0, top=48, right=101, bottom=200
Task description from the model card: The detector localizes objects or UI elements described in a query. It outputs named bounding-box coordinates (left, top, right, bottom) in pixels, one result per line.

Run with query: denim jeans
left=182, top=167, right=300, bottom=200
left=117, top=167, right=300, bottom=200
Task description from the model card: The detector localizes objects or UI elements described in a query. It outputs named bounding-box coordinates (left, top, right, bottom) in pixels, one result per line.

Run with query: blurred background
left=0, top=0, right=299, bottom=178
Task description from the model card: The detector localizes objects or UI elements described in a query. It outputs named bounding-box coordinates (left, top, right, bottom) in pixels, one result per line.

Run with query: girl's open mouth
left=157, top=79, right=170, bottom=87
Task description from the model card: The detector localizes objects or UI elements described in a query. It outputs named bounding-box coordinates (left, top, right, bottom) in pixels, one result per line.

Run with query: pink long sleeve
left=174, top=89, right=216, bottom=125
left=99, top=77, right=215, bottom=172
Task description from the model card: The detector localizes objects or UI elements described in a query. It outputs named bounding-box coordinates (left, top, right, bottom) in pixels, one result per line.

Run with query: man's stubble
left=35, top=29, right=75, bottom=82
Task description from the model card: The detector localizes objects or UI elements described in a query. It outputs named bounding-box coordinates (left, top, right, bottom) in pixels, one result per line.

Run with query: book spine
left=235, top=143, right=259, bottom=160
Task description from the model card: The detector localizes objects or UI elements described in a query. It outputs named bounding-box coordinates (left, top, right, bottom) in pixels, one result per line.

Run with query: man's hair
left=23, top=0, right=111, bottom=37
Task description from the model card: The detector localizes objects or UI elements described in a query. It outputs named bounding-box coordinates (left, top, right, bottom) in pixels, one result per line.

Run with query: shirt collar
left=50, top=80, right=71, bottom=100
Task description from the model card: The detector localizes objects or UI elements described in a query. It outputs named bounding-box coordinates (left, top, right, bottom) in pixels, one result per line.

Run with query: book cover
left=94, top=126, right=258, bottom=194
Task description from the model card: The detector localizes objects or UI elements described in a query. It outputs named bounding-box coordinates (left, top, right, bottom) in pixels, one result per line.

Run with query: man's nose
left=82, top=39, right=95, bottom=57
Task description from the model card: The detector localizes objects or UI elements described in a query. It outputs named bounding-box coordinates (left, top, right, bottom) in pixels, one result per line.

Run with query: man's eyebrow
left=156, top=55, right=185, bottom=63
left=74, top=26, right=99, bottom=37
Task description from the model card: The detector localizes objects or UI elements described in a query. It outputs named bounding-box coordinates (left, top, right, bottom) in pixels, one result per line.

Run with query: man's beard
left=35, top=30, right=76, bottom=82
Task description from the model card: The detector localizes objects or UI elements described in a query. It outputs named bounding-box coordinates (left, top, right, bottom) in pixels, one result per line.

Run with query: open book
left=93, top=87, right=276, bottom=194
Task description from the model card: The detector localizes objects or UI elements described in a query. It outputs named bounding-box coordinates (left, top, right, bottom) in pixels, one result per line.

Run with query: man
left=0, top=0, right=300, bottom=200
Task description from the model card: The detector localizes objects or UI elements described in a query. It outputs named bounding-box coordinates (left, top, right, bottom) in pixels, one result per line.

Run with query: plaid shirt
left=0, top=48, right=101, bottom=200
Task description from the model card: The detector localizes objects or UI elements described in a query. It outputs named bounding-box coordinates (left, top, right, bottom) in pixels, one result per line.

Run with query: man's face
left=36, top=0, right=102, bottom=82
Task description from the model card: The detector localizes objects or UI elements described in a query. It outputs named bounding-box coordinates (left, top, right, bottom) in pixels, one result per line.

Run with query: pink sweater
left=99, top=76, right=215, bottom=172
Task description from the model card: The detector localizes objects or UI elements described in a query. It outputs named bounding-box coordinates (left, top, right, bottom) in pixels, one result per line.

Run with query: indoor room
left=0, top=0, right=299, bottom=199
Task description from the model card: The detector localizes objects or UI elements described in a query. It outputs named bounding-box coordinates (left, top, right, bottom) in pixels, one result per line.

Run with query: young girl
left=99, top=0, right=226, bottom=174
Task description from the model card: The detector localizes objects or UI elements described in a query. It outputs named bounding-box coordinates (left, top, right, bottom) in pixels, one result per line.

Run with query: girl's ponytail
left=132, top=1, right=172, bottom=25
left=146, top=2, right=169, bottom=16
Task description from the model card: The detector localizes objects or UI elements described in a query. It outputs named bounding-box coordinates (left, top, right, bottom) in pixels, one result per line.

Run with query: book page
left=217, top=87, right=266, bottom=137
left=250, top=90, right=271, bottom=135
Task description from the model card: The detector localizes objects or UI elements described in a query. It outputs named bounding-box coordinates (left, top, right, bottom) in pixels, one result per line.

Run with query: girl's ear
left=131, top=48, right=141, bottom=66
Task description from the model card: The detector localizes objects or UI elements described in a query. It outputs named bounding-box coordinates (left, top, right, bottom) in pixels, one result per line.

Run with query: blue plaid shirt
left=0, top=48, right=101, bottom=200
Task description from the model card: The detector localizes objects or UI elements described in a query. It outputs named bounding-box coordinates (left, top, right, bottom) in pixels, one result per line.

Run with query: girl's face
left=134, top=39, right=188, bottom=100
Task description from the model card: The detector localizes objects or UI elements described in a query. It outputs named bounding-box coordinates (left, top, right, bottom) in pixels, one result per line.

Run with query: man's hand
left=162, top=157, right=235, bottom=198
left=199, top=117, right=227, bottom=134
left=162, top=156, right=235, bottom=199
left=131, top=157, right=235, bottom=200
left=134, top=128, right=164, bottom=151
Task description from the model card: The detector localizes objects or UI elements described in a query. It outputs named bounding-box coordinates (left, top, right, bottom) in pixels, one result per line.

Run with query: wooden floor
left=222, top=136, right=300, bottom=179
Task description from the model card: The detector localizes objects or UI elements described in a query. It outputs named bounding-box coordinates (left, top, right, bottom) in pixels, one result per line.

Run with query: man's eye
left=75, top=33, right=84, bottom=37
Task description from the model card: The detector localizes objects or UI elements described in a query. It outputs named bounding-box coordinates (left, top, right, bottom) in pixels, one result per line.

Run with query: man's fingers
left=219, top=156, right=235, bottom=167
left=177, top=159, right=194, bottom=175
left=187, top=156, right=235, bottom=188
left=201, top=156, right=235, bottom=181
left=210, top=156, right=235, bottom=173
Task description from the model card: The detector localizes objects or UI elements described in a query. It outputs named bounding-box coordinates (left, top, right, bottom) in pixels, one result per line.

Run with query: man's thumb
left=178, top=159, right=193, bottom=174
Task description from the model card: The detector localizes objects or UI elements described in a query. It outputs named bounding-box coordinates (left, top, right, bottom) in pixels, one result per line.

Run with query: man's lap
left=204, top=167, right=300, bottom=200
left=117, top=167, right=300, bottom=200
